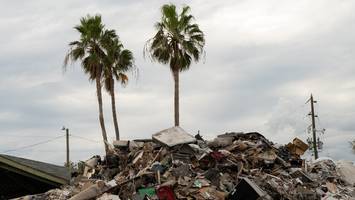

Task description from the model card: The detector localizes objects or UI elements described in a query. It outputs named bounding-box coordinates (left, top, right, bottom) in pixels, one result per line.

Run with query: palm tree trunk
left=173, top=69, right=180, bottom=126
left=111, top=80, right=120, bottom=140
left=95, top=72, right=109, bottom=154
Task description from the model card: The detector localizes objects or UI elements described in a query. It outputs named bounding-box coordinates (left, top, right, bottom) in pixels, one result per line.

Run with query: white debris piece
left=152, top=126, right=196, bottom=147
left=336, top=160, right=355, bottom=186
left=97, top=193, right=121, bottom=200
left=112, top=140, right=129, bottom=148
left=69, top=180, right=117, bottom=200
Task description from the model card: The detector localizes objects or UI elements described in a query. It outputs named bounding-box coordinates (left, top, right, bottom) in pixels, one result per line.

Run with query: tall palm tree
left=145, top=4, right=205, bottom=126
left=64, top=15, right=109, bottom=153
left=102, top=31, right=134, bottom=140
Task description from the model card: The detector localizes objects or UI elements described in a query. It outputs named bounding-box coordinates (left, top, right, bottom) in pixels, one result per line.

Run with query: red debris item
left=210, top=151, right=225, bottom=162
left=157, top=186, right=175, bottom=200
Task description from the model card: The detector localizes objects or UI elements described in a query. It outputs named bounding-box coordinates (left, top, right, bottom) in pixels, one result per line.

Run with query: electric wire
left=1, top=135, right=65, bottom=153
left=0, top=134, right=59, bottom=138
left=1, top=131, right=101, bottom=154
left=69, top=134, right=100, bottom=143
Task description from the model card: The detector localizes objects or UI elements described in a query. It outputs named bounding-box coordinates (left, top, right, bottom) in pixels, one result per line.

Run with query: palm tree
left=64, top=15, right=109, bottom=153
left=102, top=31, right=134, bottom=140
left=145, top=4, right=205, bottom=126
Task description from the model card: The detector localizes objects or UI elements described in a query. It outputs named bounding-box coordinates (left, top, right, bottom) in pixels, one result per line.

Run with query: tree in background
left=102, top=30, right=135, bottom=140
left=145, top=4, right=205, bottom=126
left=64, top=15, right=109, bottom=153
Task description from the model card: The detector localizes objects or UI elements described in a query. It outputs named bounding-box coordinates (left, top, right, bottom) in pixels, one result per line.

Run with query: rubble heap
left=16, top=127, right=355, bottom=200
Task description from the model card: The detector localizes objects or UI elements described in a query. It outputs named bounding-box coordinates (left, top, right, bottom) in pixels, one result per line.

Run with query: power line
left=1, top=131, right=102, bottom=155
left=70, top=134, right=100, bottom=143
left=1, top=135, right=65, bottom=153
left=0, top=134, right=60, bottom=138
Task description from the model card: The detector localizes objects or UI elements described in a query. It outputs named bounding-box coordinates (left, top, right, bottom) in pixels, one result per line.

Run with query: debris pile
left=16, top=127, right=355, bottom=200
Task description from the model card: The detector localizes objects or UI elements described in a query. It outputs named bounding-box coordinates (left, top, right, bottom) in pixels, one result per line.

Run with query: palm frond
left=145, top=4, right=205, bottom=72
left=99, top=28, right=136, bottom=93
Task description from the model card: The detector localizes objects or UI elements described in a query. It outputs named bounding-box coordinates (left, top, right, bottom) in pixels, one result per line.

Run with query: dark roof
left=0, top=154, right=70, bottom=184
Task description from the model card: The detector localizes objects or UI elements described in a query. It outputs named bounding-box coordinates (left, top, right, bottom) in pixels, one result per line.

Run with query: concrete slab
left=113, top=140, right=129, bottom=148
left=152, top=126, right=196, bottom=147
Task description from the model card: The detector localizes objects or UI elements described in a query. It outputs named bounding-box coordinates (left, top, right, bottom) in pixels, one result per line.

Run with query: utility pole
left=309, top=94, right=318, bottom=159
left=66, top=128, right=69, bottom=168
left=62, top=126, right=70, bottom=169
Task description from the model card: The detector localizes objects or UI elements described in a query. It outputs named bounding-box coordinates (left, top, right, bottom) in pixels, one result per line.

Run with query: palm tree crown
left=146, top=4, right=205, bottom=126
left=102, top=33, right=134, bottom=91
left=64, top=15, right=108, bottom=80
left=146, top=4, right=205, bottom=71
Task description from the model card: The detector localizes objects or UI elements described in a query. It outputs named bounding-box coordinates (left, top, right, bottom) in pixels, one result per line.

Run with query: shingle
left=0, top=154, right=70, bottom=182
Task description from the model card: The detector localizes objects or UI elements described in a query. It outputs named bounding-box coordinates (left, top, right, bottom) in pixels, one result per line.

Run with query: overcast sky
left=0, top=0, right=354, bottom=165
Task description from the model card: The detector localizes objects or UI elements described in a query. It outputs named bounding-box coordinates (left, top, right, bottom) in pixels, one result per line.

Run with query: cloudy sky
left=0, top=0, right=354, bottom=165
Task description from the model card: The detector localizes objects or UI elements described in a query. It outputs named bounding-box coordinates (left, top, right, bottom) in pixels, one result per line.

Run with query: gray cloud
left=0, top=0, right=354, bottom=164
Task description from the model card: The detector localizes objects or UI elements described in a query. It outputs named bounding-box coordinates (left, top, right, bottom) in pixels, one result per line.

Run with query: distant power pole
left=66, top=128, right=69, bottom=168
left=308, top=94, right=318, bottom=159
left=62, top=126, right=70, bottom=169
